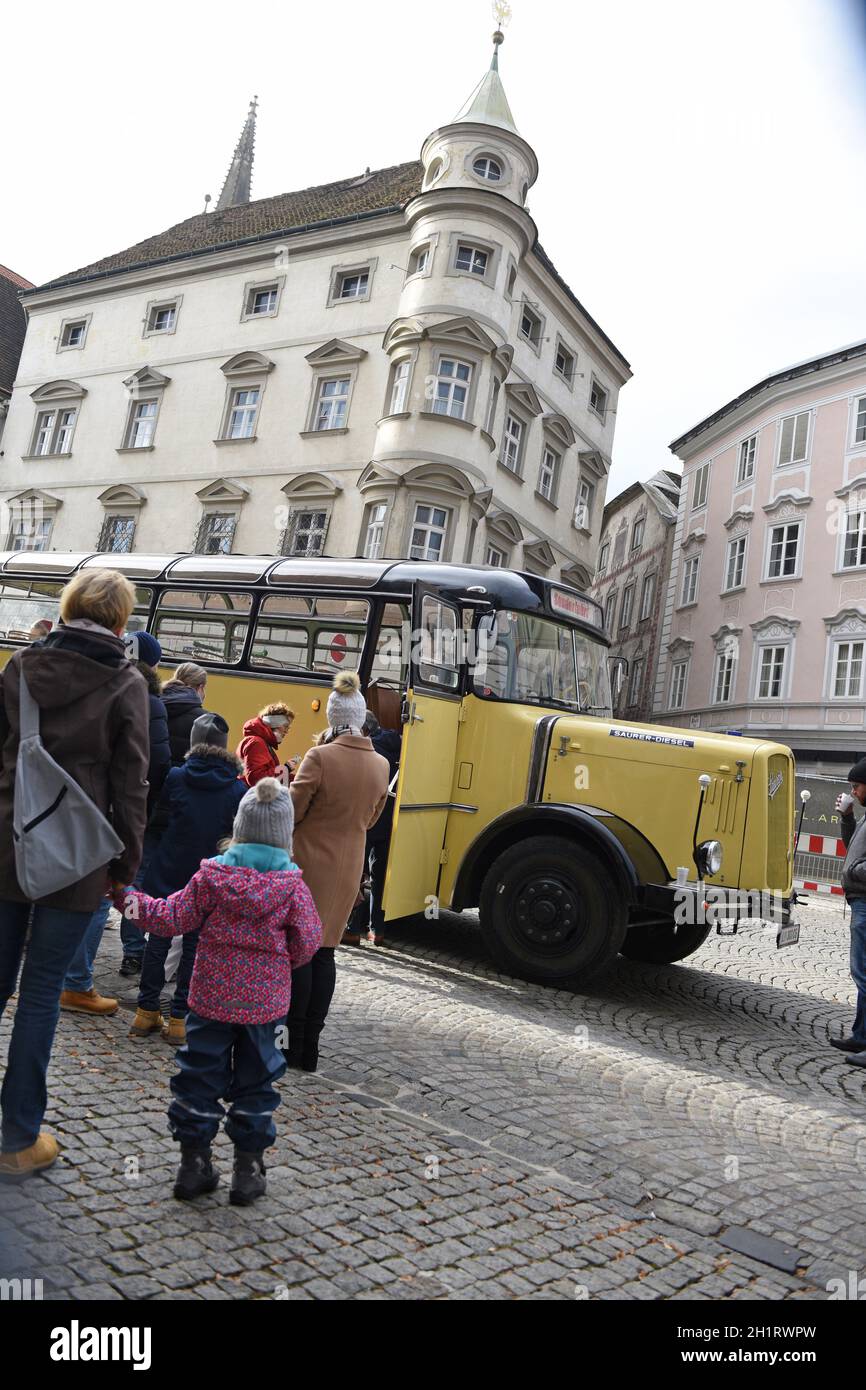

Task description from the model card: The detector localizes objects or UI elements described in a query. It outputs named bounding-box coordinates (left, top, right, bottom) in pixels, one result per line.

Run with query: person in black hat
left=834, top=757, right=866, bottom=1063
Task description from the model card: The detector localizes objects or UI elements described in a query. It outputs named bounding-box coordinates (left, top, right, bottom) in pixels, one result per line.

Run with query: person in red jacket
left=237, top=703, right=298, bottom=787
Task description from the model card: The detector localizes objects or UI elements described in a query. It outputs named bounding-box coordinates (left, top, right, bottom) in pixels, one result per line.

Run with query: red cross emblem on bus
left=330, top=632, right=347, bottom=664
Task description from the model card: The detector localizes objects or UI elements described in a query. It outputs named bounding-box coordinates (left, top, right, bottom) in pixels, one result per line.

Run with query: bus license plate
left=776, top=923, right=800, bottom=949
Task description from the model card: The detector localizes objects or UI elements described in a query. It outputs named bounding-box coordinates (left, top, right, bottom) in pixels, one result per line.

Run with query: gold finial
left=492, top=0, right=512, bottom=31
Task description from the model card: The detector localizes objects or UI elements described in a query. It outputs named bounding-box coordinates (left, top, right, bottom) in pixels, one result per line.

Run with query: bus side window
left=251, top=595, right=370, bottom=676
left=369, top=603, right=409, bottom=688
left=154, top=589, right=252, bottom=664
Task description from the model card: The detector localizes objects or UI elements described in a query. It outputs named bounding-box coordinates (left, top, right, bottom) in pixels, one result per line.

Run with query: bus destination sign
left=550, top=589, right=603, bottom=628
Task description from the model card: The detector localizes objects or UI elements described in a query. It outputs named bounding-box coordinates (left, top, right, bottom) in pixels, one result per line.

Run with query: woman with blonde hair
left=237, top=702, right=299, bottom=788
left=286, top=672, right=389, bottom=1071
left=161, top=662, right=209, bottom=767
left=0, top=568, right=149, bottom=1178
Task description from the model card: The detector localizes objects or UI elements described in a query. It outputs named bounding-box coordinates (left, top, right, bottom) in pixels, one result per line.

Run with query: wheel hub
left=514, top=874, right=582, bottom=952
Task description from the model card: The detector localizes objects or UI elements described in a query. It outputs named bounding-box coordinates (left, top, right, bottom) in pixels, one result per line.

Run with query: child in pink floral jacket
left=122, top=777, right=321, bottom=1206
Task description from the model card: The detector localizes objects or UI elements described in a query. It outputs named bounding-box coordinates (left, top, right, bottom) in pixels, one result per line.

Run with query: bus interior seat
left=366, top=680, right=403, bottom=733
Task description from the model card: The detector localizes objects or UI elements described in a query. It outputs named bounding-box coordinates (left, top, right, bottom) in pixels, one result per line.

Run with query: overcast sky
left=4, top=0, right=865, bottom=496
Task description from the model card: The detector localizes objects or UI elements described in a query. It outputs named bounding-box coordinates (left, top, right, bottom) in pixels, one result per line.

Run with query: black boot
left=118, top=955, right=142, bottom=977
left=301, top=1022, right=324, bottom=1073
left=283, top=1023, right=305, bottom=1070
left=173, top=1145, right=219, bottom=1201
left=230, top=1150, right=267, bottom=1206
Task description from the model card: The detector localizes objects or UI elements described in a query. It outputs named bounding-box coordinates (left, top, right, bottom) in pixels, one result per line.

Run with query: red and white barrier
left=796, top=833, right=846, bottom=858
left=794, top=879, right=845, bottom=897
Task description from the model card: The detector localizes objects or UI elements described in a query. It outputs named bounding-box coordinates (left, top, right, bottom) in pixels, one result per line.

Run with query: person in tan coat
left=286, top=671, right=389, bottom=1071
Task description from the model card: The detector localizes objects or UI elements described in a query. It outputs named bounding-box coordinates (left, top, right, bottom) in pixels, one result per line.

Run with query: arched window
left=425, top=157, right=444, bottom=188
left=473, top=155, right=502, bottom=182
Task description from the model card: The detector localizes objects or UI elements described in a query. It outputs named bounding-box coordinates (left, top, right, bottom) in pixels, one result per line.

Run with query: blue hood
left=213, top=843, right=298, bottom=873
left=182, top=750, right=242, bottom=791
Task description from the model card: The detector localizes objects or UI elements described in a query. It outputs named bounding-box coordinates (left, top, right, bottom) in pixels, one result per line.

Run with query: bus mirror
left=477, top=612, right=498, bottom=653
left=610, top=657, right=629, bottom=698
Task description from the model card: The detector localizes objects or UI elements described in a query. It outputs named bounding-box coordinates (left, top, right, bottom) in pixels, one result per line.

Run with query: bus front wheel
left=620, top=920, right=713, bottom=964
left=479, top=836, right=627, bottom=987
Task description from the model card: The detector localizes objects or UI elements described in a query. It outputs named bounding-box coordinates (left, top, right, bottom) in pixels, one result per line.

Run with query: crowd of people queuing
left=0, top=569, right=393, bottom=1204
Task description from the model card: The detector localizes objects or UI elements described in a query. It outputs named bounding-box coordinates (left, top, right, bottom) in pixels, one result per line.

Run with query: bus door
left=382, top=585, right=463, bottom=921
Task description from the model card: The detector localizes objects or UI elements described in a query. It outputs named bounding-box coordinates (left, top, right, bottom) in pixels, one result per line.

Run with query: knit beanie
left=124, top=630, right=162, bottom=667
left=232, top=778, right=294, bottom=853
left=190, top=712, right=229, bottom=750
left=848, top=757, right=866, bottom=784
left=326, top=671, right=367, bottom=731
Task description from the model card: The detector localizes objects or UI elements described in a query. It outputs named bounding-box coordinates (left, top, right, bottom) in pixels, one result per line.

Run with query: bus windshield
left=472, top=609, right=612, bottom=715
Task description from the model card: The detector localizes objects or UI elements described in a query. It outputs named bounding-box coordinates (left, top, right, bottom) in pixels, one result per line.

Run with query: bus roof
left=0, top=552, right=605, bottom=632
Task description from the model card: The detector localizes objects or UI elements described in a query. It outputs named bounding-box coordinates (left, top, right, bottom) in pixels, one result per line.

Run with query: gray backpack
left=13, top=667, right=124, bottom=900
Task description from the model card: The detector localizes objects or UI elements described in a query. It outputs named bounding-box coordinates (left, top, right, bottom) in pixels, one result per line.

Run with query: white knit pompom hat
left=326, top=670, right=367, bottom=731
left=232, top=777, right=294, bottom=852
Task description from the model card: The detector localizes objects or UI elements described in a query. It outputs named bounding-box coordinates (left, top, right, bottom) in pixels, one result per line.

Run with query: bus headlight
left=695, top=840, right=723, bottom=877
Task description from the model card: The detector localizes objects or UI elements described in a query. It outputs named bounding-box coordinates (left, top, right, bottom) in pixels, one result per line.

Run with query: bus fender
left=450, top=803, right=669, bottom=912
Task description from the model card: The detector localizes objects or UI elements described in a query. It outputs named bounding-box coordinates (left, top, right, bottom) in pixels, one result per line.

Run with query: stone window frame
left=142, top=294, right=183, bottom=339
left=711, top=645, right=738, bottom=706
left=57, top=313, right=92, bottom=354
left=588, top=375, right=609, bottom=422
left=405, top=235, right=438, bottom=284
left=421, top=347, right=483, bottom=428
left=118, top=367, right=171, bottom=454
left=25, top=380, right=87, bottom=459
left=216, top=352, right=275, bottom=444
left=382, top=349, right=419, bottom=420
left=282, top=506, right=333, bottom=559
left=553, top=335, right=577, bottom=390
left=679, top=552, right=702, bottom=608
left=499, top=406, right=529, bottom=480
left=405, top=498, right=454, bottom=563
left=485, top=541, right=509, bottom=568
left=445, top=232, right=502, bottom=290
left=327, top=257, right=378, bottom=308
left=849, top=392, right=866, bottom=452
left=762, top=517, right=804, bottom=583
left=304, top=367, right=358, bottom=436
left=735, top=432, right=758, bottom=487
left=5, top=489, right=61, bottom=552
left=749, top=620, right=798, bottom=703
left=690, top=460, right=711, bottom=513
left=824, top=614, right=866, bottom=702
left=536, top=442, right=562, bottom=506
left=668, top=657, right=690, bottom=710
left=775, top=409, right=812, bottom=470
left=574, top=475, right=596, bottom=534
left=517, top=297, right=545, bottom=357
left=722, top=532, right=749, bottom=594
left=423, top=150, right=450, bottom=190
left=465, top=145, right=513, bottom=191
left=240, top=275, right=286, bottom=324
left=193, top=479, right=250, bottom=556
left=359, top=500, right=391, bottom=560
left=96, top=484, right=145, bottom=556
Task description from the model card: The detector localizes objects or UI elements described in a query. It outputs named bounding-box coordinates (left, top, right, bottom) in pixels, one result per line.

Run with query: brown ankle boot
left=59, top=988, right=118, bottom=1016
left=128, top=1007, right=164, bottom=1039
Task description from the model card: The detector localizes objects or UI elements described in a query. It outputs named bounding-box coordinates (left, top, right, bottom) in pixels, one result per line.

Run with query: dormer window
left=473, top=155, right=502, bottom=182
left=455, top=244, right=489, bottom=277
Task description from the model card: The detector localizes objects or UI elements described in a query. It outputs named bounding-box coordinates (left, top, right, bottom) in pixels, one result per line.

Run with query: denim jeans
left=850, top=899, right=866, bottom=1043
left=138, top=930, right=199, bottom=1018
left=63, top=898, right=112, bottom=994
left=0, top=898, right=93, bottom=1151
left=168, top=1011, right=286, bottom=1151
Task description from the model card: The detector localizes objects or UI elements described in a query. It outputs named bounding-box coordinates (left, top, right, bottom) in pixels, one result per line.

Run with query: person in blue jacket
left=128, top=712, right=246, bottom=1047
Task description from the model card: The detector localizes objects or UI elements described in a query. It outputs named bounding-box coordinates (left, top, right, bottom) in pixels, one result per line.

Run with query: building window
left=284, top=509, right=329, bottom=558
left=612, top=530, right=627, bottom=568
left=691, top=462, right=710, bottom=510
left=518, top=303, right=543, bottom=350
left=669, top=660, right=689, bottom=709
left=777, top=411, right=810, bottom=467
left=681, top=554, right=700, bottom=605
left=589, top=379, right=608, bottom=420
left=408, top=244, right=430, bottom=277
left=410, top=504, right=448, bottom=561
left=32, top=408, right=77, bottom=457
left=146, top=301, right=178, bottom=335
left=336, top=269, right=370, bottom=300
left=473, top=155, right=502, bottom=182
left=538, top=446, right=560, bottom=501
left=388, top=359, right=411, bottom=415
left=628, top=658, right=644, bottom=707
left=766, top=521, right=801, bottom=579
left=454, top=244, right=489, bottom=277
left=60, top=319, right=87, bottom=349
left=224, top=387, right=261, bottom=440
left=605, top=592, right=617, bottom=631
left=500, top=413, right=525, bottom=475
left=314, top=377, right=351, bottom=431
left=98, top=515, right=136, bottom=553
left=597, top=541, right=610, bottom=576
left=432, top=359, right=472, bottom=419
left=631, top=518, right=645, bottom=552
left=855, top=396, right=866, bottom=446
left=362, top=504, right=387, bottom=560
left=195, top=512, right=237, bottom=556
left=620, top=584, right=635, bottom=630
left=757, top=646, right=787, bottom=700
left=506, top=263, right=518, bottom=298
left=9, top=517, right=52, bottom=552
left=247, top=285, right=278, bottom=316
left=834, top=641, right=865, bottom=698
left=125, top=399, right=158, bottom=449
left=713, top=649, right=736, bottom=704
left=486, top=544, right=507, bottom=567
left=575, top=478, right=595, bottom=530
left=724, top=535, right=747, bottom=591
left=639, top=573, right=655, bottom=621
left=737, top=435, right=757, bottom=485
left=554, top=340, right=576, bottom=385
left=843, top=511, right=866, bottom=568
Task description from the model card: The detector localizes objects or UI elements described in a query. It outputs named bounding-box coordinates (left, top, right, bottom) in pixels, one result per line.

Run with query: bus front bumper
left=638, top=882, right=800, bottom=949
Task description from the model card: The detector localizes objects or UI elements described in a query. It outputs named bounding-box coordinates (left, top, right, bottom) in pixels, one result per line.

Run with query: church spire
left=215, top=97, right=258, bottom=212
left=452, top=15, right=519, bottom=135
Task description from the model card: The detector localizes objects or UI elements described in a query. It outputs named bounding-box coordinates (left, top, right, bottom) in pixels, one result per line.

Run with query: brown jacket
left=291, top=734, right=389, bottom=947
left=0, top=625, right=150, bottom=913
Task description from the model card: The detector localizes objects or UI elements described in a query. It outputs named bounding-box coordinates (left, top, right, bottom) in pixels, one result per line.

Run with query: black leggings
left=287, top=948, right=336, bottom=1036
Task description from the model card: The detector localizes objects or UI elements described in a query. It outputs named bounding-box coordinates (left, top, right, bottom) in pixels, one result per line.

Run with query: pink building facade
left=653, top=341, right=866, bottom=775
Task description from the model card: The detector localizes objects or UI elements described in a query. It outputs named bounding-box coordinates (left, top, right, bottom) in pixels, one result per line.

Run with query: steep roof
left=0, top=264, right=34, bottom=398
left=452, top=37, right=520, bottom=135
left=28, top=161, right=630, bottom=371
left=602, top=468, right=680, bottom=525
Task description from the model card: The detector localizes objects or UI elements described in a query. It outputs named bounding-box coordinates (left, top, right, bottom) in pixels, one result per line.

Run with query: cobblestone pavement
left=1, top=894, right=864, bottom=1300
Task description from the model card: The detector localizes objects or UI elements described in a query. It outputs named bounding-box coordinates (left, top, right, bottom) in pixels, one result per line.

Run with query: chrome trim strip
left=399, top=802, right=478, bottom=814
left=526, top=715, right=559, bottom=802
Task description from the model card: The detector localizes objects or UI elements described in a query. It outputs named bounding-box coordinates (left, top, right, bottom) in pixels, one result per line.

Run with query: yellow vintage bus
left=0, top=550, right=799, bottom=986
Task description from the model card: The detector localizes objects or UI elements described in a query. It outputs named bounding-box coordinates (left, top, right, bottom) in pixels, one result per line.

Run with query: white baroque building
left=2, top=35, right=630, bottom=583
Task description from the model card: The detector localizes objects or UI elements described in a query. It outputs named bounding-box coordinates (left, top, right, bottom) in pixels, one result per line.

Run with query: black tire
left=619, top=920, right=713, bottom=964
left=479, top=835, right=627, bottom=987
